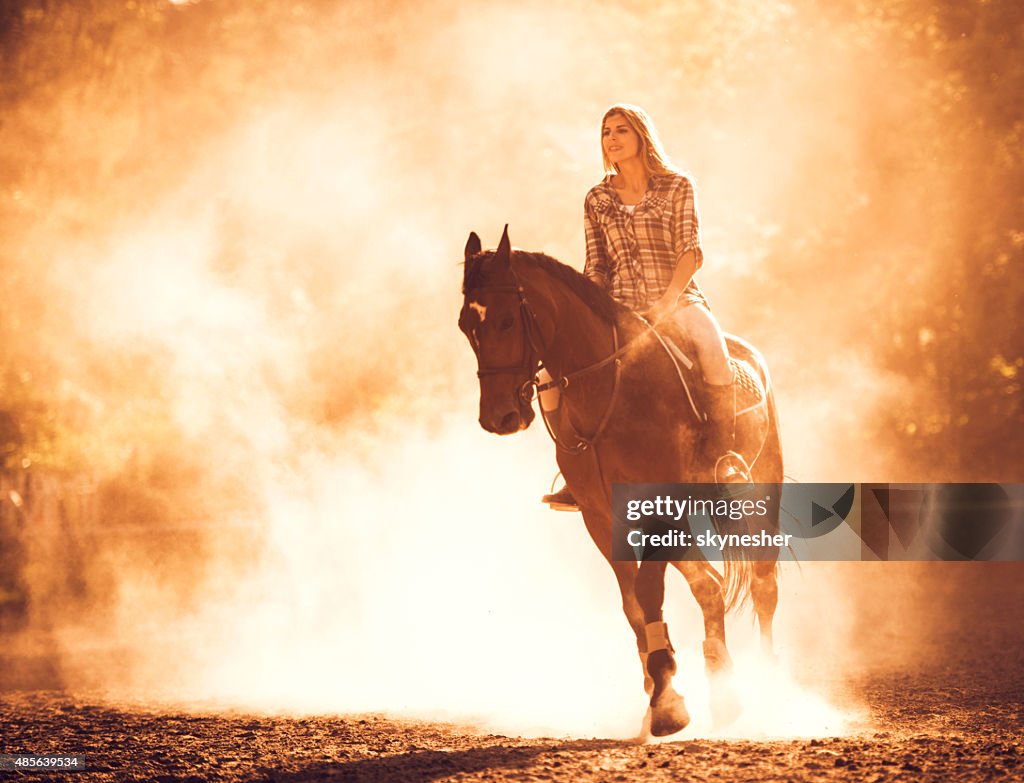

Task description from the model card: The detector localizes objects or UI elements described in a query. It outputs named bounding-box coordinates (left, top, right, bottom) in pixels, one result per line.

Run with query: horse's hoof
left=649, top=688, right=690, bottom=737
left=709, top=674, right=743, bottom=728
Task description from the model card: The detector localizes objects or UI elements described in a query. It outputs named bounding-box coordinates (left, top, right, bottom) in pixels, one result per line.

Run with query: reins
left=466, top=266, right=627, bottom=455
left=534, top=330, right=630, bottom=394
left=471, top=284, right=541, bottom=378
left=466, top=264, right=700, bottom=458
left=536, top=324, right=623, bottom=456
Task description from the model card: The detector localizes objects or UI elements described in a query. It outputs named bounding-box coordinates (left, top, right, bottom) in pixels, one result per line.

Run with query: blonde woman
left=543, top=104, right=737, bottom=510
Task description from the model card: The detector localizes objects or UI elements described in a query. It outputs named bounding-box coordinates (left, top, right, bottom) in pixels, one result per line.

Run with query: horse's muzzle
left=479, top=403, right=534, bottom=435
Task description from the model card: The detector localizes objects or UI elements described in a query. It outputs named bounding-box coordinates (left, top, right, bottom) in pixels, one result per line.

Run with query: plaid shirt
left=583, top=173, right=706, bottom=311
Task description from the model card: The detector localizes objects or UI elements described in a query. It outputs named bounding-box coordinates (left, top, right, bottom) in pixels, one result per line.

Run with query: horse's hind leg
left=635, top=560, right=690, bottom=737
left=752, top=470, right=782, bottom=658
left=673, top=561, right=742, bottom=727
left=753, top=395, right=784, bottom=659
left=751, top=560, right=779, bottom=657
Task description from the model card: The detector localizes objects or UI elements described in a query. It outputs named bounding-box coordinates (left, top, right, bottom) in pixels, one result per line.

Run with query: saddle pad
left=654, top=324, right=766, bottom=420
left=731, top=358, right=765, bottom=414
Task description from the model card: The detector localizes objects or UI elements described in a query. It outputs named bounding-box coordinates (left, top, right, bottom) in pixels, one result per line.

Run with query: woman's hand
left=643, top=298, right=674, bottom=324
left=642, top=250, right=699, bottom=324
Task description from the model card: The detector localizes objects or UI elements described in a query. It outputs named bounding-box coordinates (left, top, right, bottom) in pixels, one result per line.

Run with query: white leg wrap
left=641, top=621, right=672, bottom=654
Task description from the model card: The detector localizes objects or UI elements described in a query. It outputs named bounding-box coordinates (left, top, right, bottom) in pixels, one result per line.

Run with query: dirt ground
left=1, top=565, right=1022, bottom=782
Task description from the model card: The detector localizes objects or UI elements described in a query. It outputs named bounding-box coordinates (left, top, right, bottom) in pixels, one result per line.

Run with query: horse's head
left=459, top=226, right=539, bottom=435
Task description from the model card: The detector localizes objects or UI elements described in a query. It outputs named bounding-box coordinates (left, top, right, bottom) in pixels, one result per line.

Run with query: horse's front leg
left=578, top=512, right=645, bottom=670
left=635, top=559, right=691, bottom=737
left=579, top=509, right=672, bottom=737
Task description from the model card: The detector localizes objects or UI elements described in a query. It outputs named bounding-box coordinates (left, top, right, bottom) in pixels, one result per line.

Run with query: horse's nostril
left=500, top=411, right=521, bottom=431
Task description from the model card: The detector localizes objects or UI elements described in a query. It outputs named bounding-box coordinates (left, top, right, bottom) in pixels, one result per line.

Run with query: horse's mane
left=463, top=250, right=623, bottom=324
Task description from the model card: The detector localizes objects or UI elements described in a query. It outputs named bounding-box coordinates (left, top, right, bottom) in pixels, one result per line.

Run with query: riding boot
left=702, top=374, right=750, bottom=483
left=540, top=403, right=580, bottom=511
left=541, top=482, right=578, bottom=511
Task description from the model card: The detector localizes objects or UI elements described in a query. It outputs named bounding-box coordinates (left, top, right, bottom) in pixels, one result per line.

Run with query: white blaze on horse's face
left=459, top=284, right=534, bottom=435
left=462, top=299, right=486, bottom=351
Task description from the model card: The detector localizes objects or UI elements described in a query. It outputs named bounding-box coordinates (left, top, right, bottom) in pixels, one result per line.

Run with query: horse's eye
left=499, top=316, right=515, bottom=331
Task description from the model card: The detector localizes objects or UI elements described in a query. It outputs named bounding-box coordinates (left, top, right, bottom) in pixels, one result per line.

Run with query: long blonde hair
left=601, top=104, right=679, bottom=178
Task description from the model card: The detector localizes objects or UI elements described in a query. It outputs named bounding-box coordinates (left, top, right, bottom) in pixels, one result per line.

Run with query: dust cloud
left=0, top=0, right=1018, bottom=738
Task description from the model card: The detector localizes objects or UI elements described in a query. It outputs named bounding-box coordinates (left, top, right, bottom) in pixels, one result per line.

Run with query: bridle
left=464, top=265, right=627, bottom=454
left=463, top=248, right=732, bottom=491
left=464, top=272, right=546, bottom=407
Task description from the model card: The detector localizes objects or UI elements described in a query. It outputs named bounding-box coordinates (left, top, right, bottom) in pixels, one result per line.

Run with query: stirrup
left=541, top=483, right=579, bottom=512
left=713, top=451, right=753, bottom=484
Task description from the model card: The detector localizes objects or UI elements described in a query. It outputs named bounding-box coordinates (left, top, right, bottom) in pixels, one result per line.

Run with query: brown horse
left=459, top=227, right=783, bottom=737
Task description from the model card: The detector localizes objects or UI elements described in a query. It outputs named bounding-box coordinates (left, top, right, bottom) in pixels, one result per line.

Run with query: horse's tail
left=720, top=538, right=755, bottom=615
left=697, top=533, right=753, bottom=614
left=718, top=334, right=784, bottom=614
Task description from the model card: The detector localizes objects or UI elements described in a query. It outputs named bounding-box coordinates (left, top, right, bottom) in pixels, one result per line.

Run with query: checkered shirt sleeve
left=671, top=176, right=703, bottom=269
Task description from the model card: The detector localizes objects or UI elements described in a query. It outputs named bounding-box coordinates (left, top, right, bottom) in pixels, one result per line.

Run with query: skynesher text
left=626, top=530, right=792, bottom=550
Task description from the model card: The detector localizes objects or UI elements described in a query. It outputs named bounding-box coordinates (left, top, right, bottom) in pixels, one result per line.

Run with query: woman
left=543, top=104, right=738, bottom=510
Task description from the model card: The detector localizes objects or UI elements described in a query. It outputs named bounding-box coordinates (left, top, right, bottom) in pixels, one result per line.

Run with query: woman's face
left=602, top=114, right=641, bottom=166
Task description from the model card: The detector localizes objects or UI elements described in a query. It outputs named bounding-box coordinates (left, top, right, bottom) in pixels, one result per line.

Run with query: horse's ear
left=465, top=232, right=482, bottom=261
left=496, top=224, right=511, bottom=264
